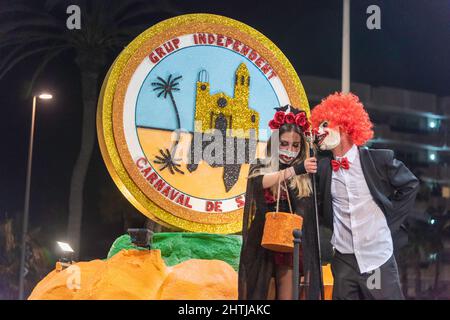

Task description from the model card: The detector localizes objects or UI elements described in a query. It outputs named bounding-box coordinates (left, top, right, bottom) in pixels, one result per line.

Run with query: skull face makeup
left=316, top=121, right=341, bottom=151
left=278, top=130, right=302, bottom=164
left=278, top=148, right=300, bottom=164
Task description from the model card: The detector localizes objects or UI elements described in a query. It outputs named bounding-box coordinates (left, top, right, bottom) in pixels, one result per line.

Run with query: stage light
left=429, top=153, right=437, bottom=161
left=429, top=218, right=436, bottom=225
left=55, top=241, right=75, bottom=272
left=127, top=228, right=153, bottom=248
left=57, top=241, right=74, bottom=252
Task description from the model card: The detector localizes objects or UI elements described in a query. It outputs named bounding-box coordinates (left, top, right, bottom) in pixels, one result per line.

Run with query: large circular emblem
left=97, top=14, right=310, bottom=233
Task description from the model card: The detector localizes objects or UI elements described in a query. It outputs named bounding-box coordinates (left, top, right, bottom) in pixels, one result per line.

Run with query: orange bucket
left=261, top=212, right=303, bottom=253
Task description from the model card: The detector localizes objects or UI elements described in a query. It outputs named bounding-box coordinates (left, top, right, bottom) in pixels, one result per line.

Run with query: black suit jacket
left=316, top=147, right=420, bottom=257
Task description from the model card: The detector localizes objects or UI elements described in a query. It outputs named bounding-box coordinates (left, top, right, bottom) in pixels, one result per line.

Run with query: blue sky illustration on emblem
left=135, top=45, right=280, bottom=140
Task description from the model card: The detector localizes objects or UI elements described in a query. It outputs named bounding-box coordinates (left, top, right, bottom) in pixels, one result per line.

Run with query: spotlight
left=429, top=218, right=436, bottom=225
left=55, top=241, right=75, bottom=272
left=429, top=153, right=437, bottom=161
left=57, top=241, right=74, bottom=253
left=127, top=228, right=153, bottom=248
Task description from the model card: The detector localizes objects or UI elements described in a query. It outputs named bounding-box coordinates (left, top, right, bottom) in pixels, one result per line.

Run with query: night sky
left=1, top=0, right=449, bottom=259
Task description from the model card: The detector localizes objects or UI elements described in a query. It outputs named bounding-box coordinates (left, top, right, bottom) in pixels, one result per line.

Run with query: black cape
left=238, top=162, right=323, bottom=300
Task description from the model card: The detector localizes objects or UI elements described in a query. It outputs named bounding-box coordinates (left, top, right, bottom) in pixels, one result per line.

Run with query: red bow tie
left=331, top=157, right=350, bottom=171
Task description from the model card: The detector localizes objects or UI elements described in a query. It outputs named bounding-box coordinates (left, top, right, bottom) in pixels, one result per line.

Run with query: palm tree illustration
left=151, top=74, right=184, bottom=174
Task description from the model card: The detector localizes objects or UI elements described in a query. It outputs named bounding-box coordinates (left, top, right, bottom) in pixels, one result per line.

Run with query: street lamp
left=38, top=93, right=52, bottom=100
left=18, top=92, right=52, bottom=300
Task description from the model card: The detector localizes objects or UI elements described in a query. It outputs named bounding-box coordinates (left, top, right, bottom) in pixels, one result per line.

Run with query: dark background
left=0, top=0, right=449, bottom=296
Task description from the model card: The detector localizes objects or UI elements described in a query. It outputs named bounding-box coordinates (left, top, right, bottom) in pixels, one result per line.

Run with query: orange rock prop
left=28, top=250, right=238, bottom=300
left=158, top=259, right=238, bottom=300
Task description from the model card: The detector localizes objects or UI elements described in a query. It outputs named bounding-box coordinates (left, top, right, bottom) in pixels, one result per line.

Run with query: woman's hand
left=304, top=157, right=317, bottom=174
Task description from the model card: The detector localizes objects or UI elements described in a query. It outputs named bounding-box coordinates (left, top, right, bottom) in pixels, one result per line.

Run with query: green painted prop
left=107, top=232, right=242, bottom=271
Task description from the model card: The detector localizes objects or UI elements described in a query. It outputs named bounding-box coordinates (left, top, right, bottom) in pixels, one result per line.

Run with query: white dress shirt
left=331, top=144, right=393, bottom=273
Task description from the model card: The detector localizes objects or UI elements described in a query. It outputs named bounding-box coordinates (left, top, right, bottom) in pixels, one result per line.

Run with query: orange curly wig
left=311, top=92, right=374, bottom=146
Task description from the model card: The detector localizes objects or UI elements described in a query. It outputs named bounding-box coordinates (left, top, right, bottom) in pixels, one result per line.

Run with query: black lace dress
left=238, top=162, right=322, bottom=300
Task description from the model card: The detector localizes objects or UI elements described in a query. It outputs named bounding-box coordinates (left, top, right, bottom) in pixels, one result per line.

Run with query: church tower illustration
left=194, top=63, right=259, bottom=139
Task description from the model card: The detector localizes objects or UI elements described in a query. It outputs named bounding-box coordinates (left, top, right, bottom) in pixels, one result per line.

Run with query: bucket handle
left=275, top=169, right=293, bottom=215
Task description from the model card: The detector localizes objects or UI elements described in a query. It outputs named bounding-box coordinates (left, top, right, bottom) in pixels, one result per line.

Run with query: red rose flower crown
left=268, top=104, right=311, bottom=133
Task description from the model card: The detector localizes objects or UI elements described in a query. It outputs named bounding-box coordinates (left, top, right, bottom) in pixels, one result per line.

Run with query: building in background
left=303, top=75, right=450, bottom=299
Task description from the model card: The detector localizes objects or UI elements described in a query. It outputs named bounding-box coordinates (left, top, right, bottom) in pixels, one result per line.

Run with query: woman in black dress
left=238, top=108, right=322, bottom=300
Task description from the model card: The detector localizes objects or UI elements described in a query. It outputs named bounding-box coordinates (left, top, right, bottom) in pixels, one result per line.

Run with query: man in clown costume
left=311, top=92, right=419, bottom=300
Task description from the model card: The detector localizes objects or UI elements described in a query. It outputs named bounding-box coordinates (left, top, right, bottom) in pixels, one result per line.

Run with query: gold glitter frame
left=97, top=13, right=310, bottom=233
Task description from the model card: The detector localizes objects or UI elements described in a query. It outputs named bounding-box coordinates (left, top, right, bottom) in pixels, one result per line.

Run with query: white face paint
left=278, top=148, right=299, bottom=164
left=316, top=121, right=341, bottom=150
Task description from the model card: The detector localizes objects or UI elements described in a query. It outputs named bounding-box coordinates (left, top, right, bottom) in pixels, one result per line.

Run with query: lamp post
left=18, top=93, right=52, bottom=300
left=342, top=0, right=351, bottom=93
